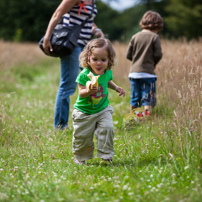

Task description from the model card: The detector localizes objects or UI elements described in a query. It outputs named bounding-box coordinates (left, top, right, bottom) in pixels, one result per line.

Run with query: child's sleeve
left=76, top=72, right=89, bottom=86
left=105, top=70, right=113, bottom=82
left=153, top=36, right=163, bottom=65
left=126, top=38, right=133, bottom=61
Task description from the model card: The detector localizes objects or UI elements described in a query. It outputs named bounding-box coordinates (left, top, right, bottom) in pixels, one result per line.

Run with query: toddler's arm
left=108, top=81, right=125, bottom=97
left=78, top=83, right=98, bottom=98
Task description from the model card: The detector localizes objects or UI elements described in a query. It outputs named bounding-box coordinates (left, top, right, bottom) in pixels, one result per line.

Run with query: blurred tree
left=0, top=0, right=201, bottom=42
left=94, top=0, right=123, bottom=41
left=118, top=4, right=146, bottom=42
left=0, top=0, right=60, bottom=41
left=117, top=0, right=169, bottom=41
left=138, top=0, right=170, bottom=37
left=164, top=0, right=202, bottom=39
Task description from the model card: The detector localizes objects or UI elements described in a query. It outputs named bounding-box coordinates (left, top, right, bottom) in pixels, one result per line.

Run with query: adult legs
left=54, top=45, right=83, bottom=129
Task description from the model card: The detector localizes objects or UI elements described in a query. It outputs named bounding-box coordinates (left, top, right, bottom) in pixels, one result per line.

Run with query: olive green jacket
left=126, top=30, right=162, bottom=75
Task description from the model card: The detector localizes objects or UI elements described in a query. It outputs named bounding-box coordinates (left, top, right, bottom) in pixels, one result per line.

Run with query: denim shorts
left=129, top=78, right=157, bottom=108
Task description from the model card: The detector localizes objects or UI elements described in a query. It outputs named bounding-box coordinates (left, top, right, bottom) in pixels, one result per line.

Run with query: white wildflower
left=169, top=153, right=173, bottom=158
left=123, top=185, right=128, bottom=190
left=172, top=173, right=176, bottom=177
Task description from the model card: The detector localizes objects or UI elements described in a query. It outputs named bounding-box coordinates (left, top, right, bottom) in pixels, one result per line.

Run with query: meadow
left=0, top=38, right=202, bottom=202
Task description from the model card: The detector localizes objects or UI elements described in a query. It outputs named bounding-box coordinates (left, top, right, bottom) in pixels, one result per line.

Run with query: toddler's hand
left=89, top=85, right=98, bottom=93
left=116, top=86, right=125, bottom=97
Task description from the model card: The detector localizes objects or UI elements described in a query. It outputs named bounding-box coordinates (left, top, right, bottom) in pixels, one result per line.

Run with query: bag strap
left=60, top=0, right=95, bottom=27
left=80, top=0, right=95, bottom=27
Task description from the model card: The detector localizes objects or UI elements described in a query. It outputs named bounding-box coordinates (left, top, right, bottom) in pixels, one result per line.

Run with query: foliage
left=0, top=0, right=201, bottom=42
left=164, top=0, right=202, bottom=39
left=0, top=0, right=60, bottom=42
left=94, top=1, right=123, bottom=40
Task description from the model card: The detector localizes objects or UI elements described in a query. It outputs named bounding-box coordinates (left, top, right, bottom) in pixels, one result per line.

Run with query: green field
left=0, top=40, right=202, bottom=202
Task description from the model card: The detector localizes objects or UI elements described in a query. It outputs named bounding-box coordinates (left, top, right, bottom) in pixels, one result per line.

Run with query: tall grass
left=0, top=39, right=202, bottom=202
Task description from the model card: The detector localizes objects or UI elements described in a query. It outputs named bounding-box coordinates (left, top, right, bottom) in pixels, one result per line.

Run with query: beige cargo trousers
left=72, top=105, right=114, bottom=161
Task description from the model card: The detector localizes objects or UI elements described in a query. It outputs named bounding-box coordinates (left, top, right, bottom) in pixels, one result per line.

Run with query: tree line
left=0, top=0, right=201, bottom=42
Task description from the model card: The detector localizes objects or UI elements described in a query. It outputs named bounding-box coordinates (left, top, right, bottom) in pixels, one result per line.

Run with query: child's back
left=126, top=10, right=163, bottom=114
left=126, top=30, right=162, bottom=75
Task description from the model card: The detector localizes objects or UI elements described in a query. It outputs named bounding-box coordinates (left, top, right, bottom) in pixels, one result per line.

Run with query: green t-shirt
left=74, top=68, right=113, bottom=114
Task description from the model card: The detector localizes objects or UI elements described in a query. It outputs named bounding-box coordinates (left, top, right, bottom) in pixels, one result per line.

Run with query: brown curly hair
left=79, top=38, right=116, bottom=70
left=139, top=10, right=163, bottom=31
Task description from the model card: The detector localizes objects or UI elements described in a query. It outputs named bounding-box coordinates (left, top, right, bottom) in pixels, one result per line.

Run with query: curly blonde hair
left=139, top=10, right=163, bottom=31
left=79, top=38, right=116, bottom=70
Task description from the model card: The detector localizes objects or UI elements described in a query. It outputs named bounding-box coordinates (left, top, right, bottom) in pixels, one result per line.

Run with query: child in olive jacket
left=126, top=10, right=163, bottom=116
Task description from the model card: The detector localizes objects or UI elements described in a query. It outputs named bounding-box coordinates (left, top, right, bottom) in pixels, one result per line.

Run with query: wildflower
left=157, top=183, right=162, bottom=188
left=114, top=121, right=118, bottom=125
left=169, top=153, right=173, bottom=158
left=114, top=185, right=120, bottom=188
left=0, top=193, right=8, bottom=200
left=123, top=185, right=128, bottom=190
left=14, top=166, right=18, bottom=172
left=52, top=171, right=57, bottom=176
left=172, top=173, right=176, bottom=178
left=25, top=189, right=29, bottom=194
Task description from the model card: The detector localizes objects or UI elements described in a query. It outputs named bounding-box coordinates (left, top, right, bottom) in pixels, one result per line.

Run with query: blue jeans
left=54, top=45, right=84, bottom=129
left=129, top=78, right=157, bottom=108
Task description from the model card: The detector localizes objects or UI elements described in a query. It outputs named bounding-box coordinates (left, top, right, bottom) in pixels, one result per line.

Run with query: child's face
left=88, top=47, right=109, bottom=75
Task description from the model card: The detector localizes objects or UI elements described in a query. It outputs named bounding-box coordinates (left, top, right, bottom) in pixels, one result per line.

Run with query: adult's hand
left=42, top=0, right=81, bottom=55
left=43, top=37, right=53, bottom=55
left=93, top=29, right=104, bottom=38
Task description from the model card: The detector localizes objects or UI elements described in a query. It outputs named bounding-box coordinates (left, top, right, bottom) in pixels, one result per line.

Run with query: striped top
left=63, top=0, right=97, bottom=46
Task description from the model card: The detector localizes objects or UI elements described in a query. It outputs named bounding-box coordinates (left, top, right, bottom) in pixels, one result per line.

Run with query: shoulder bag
left=39, top=0, right=94, bottom=57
